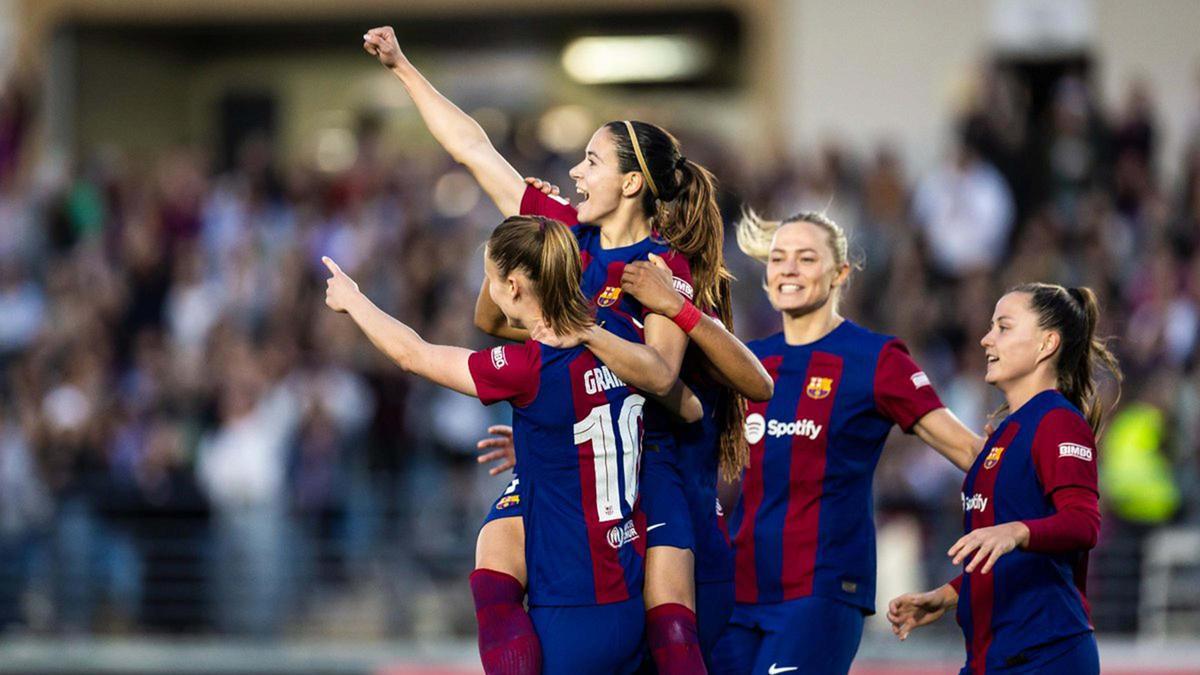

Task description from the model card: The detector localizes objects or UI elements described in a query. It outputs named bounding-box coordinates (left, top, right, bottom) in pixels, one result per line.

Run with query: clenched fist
left=362, top=26, right=410, bottom=71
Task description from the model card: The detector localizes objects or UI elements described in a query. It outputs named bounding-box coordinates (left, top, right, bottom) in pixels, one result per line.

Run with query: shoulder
left=823, top=320, right=895, bottom=362
left=1034, top=397, right=1092, bottom=438
left=479, top=340, right=543, bottom=375
left=747, top=332, right=785, bottom=360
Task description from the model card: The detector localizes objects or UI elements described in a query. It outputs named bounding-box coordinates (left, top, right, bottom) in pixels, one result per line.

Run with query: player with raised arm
left=362, top=25, right=772, bottom=673
left=710, top=211, right=984, bottom=675
left=887, top=284, right=1119, bottom=674
left=324, top=214, right=702, bottom=674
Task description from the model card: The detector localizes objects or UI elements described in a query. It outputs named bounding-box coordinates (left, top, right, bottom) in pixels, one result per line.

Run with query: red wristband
left=671, top=301, right=702, bottom=333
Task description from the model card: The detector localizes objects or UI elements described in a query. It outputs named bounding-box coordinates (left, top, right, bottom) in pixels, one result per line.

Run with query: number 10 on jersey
left=573, top=395, right=646, bottom=522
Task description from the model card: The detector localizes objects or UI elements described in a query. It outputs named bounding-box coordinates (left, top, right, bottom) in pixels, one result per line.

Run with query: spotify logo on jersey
left=745, top=413, right=766, bottom=444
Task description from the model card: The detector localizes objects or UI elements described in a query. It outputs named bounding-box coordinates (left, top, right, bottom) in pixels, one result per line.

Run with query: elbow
left=681, top=400, right=704, bottom=424
left=746, top=376, right=774, bottom=403
left=474, top=309, right=506, bottom=338
left=648, top=377, right=675, bottom=399
left=451, top=137, right=494, bottom=168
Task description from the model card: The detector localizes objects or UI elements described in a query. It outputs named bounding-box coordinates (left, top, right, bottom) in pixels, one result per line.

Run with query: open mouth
left=576, top=185, right=589, bottom=202
left=778, top=283, right=803, bottom=294
left=986, top=355, right=999, bottom=365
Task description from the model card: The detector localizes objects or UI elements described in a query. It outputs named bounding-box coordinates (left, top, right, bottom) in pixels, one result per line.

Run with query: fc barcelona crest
left=806, top=376, right=833, bottom=399
left=597, top=286, right=622, bottom=307
left=983, top=446, right=1006, bottom=470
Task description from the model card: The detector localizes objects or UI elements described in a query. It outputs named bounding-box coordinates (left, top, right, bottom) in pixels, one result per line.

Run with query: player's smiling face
left=569, top=127, right=625, bottom=224
left=765, top=220, right=847, bottom=316
left=980, top=292, right=1057, bottom=386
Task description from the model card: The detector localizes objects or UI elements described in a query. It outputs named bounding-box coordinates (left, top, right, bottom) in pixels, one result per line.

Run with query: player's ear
left=506, top=273, right=523, bottom=302
left=621, top=172, right=642, bottom=199
left=1036, top=330, right=1061, bottom=365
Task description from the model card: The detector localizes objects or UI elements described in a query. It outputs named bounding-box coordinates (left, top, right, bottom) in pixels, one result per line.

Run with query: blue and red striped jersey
left=521, top=185, right=692, bottom=453
left=730, top=322, right=944, bottom=612
left=956, top=389, right=1097, bottom=673
left=469, top=340, right=647, bottom=606
left=673, top=363, right=734, bottom=583
left=520, top=185, right=693, bottom=343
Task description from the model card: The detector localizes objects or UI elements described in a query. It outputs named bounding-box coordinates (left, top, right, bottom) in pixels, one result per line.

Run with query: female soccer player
left=361, top=25, right=772, bottom=672
left=711, top=210, right=984, bottom=675
left=887, top=283, right=1119, bottom=675
left=323, top=214, right=701, bottom=674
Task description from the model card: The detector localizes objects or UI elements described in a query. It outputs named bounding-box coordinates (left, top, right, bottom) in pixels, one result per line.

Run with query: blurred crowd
left=0, top=62, right=1198, bottom=639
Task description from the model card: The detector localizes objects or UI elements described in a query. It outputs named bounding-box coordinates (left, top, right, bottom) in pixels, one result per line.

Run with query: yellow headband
left=623, top=120, right=659, bottom=200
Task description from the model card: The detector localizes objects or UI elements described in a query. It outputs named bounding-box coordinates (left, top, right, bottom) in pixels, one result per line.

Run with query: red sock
left=469, top=569, right=542, bottom=675
left=646, top=603, right=707, bottom=674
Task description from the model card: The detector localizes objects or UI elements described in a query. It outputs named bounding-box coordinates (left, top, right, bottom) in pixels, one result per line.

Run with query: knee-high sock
left=647, top=602, right=707, bottom=674
left=470, top=569, right=541, bottom=675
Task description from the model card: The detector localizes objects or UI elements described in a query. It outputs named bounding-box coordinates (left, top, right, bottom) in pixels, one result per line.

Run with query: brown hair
left=487, top=215, right=592, bottom=336
left=604, top=120, right=745, bottom=478
left=1010, top=283, right=1123, bottom=434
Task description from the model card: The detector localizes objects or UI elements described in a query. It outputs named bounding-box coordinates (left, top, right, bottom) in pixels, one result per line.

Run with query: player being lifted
left=361, top=25, right=772, bottom=674
left=324, top=215, right=705, bottom=674
left=888, top=284, right=1119, bottom=675
left=712, top=210, right=984, bottom=675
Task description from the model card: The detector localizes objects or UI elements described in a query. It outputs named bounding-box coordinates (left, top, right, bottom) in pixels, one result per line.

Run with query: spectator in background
left=912, top=126, right=1015, bottom=281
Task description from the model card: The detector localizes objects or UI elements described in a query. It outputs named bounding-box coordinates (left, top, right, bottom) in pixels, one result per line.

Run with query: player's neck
left=781, top=307, right=843, bottom=346
left=1000, top=372, right=1058, bottom=414
left=597, top=208, right=652, bottom=249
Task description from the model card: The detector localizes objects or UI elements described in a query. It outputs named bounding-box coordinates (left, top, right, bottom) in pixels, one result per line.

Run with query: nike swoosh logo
left=646, top=523, right=666, bottom=532
left=768, top=665, right=798, bottom=675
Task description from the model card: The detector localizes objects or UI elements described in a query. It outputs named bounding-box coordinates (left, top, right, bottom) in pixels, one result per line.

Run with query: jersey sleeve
left=467, top=342, right=542, bottom=408
left=659, top=249, right=695, bottom=303
left=1030, top=407, right=1099, bottom=495
left=520, top=184, right=580, bottom=226
left=874, top=339, right=944, bottom=432
left=1022, top=486, right=1101, bottom=552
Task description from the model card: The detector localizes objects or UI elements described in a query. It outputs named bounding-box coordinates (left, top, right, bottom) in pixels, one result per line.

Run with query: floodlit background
left=0, top=0, right=1198, bottom=673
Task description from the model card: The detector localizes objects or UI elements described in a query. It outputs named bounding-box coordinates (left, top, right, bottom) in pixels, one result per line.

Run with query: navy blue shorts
left=640, top=439, right=694, bottom=551
left=710, top=595, right=865, bottom=675
left=481, top=475, right=522, bottom=525
left=961, top=631, right=1099, bottom=674
left=697, top=578, right=735, bottom=663
left=531, top=596, right=646, bottom=674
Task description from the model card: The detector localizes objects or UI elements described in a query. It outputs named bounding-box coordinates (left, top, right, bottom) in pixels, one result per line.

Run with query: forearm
left=1021, top=488, right=1101, bottom=552
left=689, top=314, right=773, bottom=401
left=391, top=65, right=490, bottom=163
left=914, top=409, right=983, bottom=472
left=583, top=327, right=676, bottom=397
left=389, top=64, right=522, bottom=214
left=938, top=580, right=961, bottom=606
left=651, top=380, right=704, bottom=424
left=346, top=293, right=475, bottom=394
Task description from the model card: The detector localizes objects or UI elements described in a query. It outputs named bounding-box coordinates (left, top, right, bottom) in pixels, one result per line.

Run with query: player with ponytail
left=324, top=215, right=701, bottom=674
left=888, top=283, right=1121, bottom=675
left=362, top=25, right=772, bottom=672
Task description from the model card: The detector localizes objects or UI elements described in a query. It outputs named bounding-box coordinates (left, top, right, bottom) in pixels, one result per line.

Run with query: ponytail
left=487, top=216, right=592, bottom=336
left=606, top=120, right=745, bottom=477
left=1012, top=283, right=1123, bottom=435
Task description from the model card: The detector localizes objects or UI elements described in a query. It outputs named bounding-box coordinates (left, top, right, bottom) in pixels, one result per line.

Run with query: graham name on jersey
left=584, top=365, right=628, bottom=395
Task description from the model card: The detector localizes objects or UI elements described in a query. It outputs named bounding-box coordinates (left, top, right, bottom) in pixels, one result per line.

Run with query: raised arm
left=621, top=255, right=773, bottom=401
left=913, top=408, right=985, bottom=472
left=324, top=257, right=477, bottom=396
left=363, top=26, right=525, bottom=216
